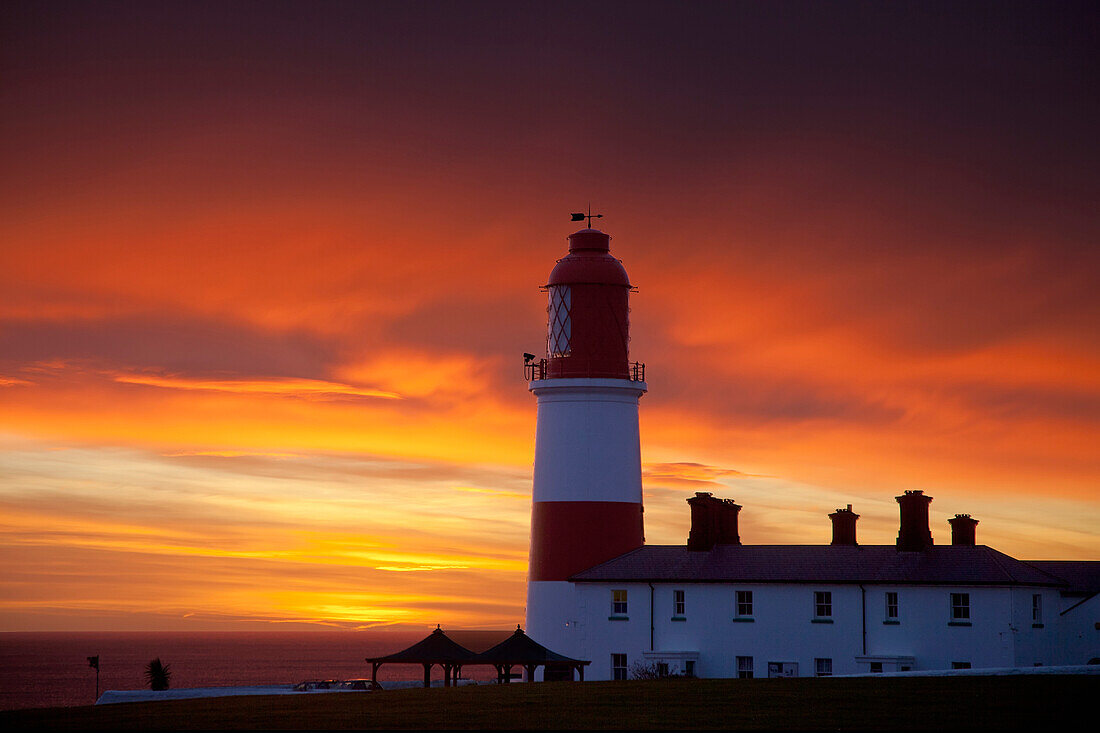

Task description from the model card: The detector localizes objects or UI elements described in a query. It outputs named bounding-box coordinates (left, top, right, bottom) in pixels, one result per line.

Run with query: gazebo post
left=423, top=663, right=431, bottom=688
left=453, top=665, right=461, bottom=685
left=371, top=662, right=380, bottom=684
left=504, top=664, right=513, bottom=683
left=525, top=664, right=537, bottom=682
left=577, top=664, right=584, bottom=681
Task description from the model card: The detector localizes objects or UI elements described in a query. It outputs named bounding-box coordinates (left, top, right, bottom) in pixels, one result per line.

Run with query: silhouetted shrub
left=145, top=658, right=172, bottom=691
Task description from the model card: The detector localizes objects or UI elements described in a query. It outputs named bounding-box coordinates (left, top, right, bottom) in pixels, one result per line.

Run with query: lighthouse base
left=525, top=580, right=582, bottom=679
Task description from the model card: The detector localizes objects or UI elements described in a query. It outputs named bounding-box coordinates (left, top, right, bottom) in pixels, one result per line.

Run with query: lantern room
left=539, top=228, right=635, bottom=380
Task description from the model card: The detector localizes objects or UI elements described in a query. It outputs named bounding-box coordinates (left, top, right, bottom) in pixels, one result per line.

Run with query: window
left=684, top=660, right=695, bottom=678
left=952, top=661, right=971, bottom=670
left=885, top=592, right=899, bottom=620
left=950, top=593, right=970, bottom=621
left=672, top=589, right=685, bottom=617
left=547, top=286, right=572, bottom=357
left=1032, top=594, right=1043, bottom=625
left=815, top=658, right=832, bottom=677
left=736, top=656, right=754, bottom=679
left=611, top=653, right=627, bottom=680
left=612, top=589, right=628, bottom=616
left=656, top=662, right=669, bottom=677
left=814, top=591, right=832, bottom=618
left=736, top=590, right=753, bottom=617
left=869, top=662, right=883, bottom=674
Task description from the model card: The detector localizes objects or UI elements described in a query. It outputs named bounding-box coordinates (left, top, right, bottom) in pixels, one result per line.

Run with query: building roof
left=569, top=545, right=1071, bottom=587
left=1025, top=561, right=1100, bottom=593
left=473, top=627, right=589, bottom=666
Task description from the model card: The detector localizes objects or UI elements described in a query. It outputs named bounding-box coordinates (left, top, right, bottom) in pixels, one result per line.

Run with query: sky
left=1, top=1, right=1097, bottom=632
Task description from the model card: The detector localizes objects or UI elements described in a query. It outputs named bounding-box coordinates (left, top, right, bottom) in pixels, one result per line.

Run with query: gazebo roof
left=472, top=627, right=589, bottom=666
left=365, top=626, right=478, bottom=664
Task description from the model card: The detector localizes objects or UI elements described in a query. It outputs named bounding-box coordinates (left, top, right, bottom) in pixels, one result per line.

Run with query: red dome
left=546, top=229, right=631, bottom=288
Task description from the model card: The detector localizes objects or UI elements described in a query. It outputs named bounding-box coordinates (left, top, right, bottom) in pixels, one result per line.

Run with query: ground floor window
left=612, top=653, right=627, bottom=680
left=815, top=658, right=832, bottom=677
left=952, top=661, right=971, bottom=670
left=869, top=662, right=883, bottom=673
left=684, top=660, right=696, bottom=678
left=736, top=656, right=754, bottom=679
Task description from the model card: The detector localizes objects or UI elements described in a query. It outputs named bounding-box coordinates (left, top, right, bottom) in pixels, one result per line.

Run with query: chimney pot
left=829, top=504, right=859, bottom=546
left=948, top=513, right=979, bottom=546
left=687, top=493, right=741, bottom=550
left=896, top=490, right=934, bottom=552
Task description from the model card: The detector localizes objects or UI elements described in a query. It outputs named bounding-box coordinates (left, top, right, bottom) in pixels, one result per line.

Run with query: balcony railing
left=524, top=358, right=646, bottom=382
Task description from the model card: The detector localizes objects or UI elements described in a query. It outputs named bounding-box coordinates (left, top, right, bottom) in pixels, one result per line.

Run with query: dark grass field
left=2, top=675, right=1094, bottom=730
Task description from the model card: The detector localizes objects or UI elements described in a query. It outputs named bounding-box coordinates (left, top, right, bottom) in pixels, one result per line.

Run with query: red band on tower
left=529, top=501, right=644, bottom=581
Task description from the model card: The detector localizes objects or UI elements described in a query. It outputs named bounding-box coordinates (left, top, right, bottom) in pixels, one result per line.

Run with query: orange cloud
left=114, top=373, right=402, bottom=400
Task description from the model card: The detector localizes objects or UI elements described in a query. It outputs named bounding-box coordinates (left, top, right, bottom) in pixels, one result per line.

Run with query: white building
left=562, top=491, right=1100, bottom=679
left=524, top=225, right=1099, bottom=680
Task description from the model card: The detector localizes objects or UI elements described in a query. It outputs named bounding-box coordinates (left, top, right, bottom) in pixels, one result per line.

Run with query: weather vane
left=570, top=204, right=603, bottom=228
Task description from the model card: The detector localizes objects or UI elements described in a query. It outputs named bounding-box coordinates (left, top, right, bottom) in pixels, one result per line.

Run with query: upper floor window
left=547, top=286, right=572, bottom=357
left=736, top=590, right=753, bottom=617
left=612, top=589, right=628, bottom=616
left=673, top=589, right=685, bottom=617
left=1032, top=594, right=1043, bottom=625
left=951, top=593, right=970, bottom=621
left=814, top=591, right=832, bottom=618
left=885, top=591, right=899, bottom=620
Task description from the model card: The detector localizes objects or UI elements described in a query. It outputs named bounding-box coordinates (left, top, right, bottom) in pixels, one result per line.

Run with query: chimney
left=687, top=492, right=742, bottom=550
left=948, top=514, right=978, bottom=546
left=896, top=490, right=933, bottom=552
left=829, top=504, right=859, bottom=546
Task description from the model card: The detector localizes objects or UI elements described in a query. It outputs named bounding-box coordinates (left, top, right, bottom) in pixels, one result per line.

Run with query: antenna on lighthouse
left=569, top=206, right=603, bottom=228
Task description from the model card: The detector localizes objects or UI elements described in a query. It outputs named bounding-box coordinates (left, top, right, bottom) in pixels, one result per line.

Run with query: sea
left=0, top=631, right=502, bottom=711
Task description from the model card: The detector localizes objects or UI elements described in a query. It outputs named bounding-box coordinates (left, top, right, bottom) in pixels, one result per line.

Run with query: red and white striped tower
left=524, top=226, right=647, bottom=662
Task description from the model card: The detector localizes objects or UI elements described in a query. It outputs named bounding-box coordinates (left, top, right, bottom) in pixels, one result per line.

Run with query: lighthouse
left=524, top=225, right=647, bottom=667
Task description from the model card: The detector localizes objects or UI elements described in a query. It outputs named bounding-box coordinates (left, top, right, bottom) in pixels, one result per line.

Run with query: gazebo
left=365, top=625, right=476, bottom=688
left=365, top=625, right=589, bottom=687
left=473, top=626, right=589, bottom=683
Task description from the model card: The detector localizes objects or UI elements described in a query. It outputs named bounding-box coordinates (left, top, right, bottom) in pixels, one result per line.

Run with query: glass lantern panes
left=547, top=285, right=572, bottom=357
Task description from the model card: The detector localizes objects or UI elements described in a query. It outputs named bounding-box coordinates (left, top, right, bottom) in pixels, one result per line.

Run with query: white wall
left=1049, top=592, right=1100, bottom=666
left=566, top=582, right=1078, bottom=679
